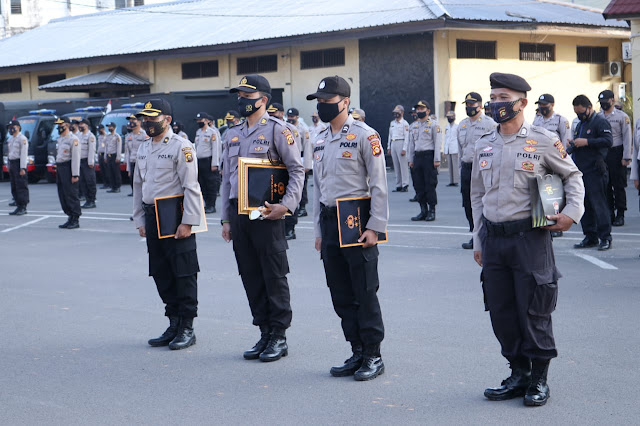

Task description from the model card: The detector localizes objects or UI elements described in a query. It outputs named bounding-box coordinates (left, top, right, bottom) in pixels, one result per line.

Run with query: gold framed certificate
left=336, top=196, right=388, bottom=248
left=154, top=193, right=208, bottom=239
left=237, top=157, right=291, bottom=215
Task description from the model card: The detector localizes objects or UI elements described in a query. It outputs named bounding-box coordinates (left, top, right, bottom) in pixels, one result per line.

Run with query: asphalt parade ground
left=1, top=175, right=639, bottom=425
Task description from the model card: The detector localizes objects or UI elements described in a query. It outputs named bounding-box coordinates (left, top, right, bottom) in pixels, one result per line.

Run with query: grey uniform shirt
left=7, top=133, right=28, bottom=169
left=97, top=134, right=106, bottom=154
left=407, top=118, right=442, bottom=162
left=631, top=120, right=640, bottom=181
left=56, top=133, right=81, bottom=176
left=309, top=122, right=327, bottom=144
left=295, top=121, right=313, bottom=170
left=444, top=122, right=459, bottom=155
left=125, top=129, right=148, bottom=171
left=132, top=129, right=202, bottom=229
left=105, top=133, right=122, bottom=156
left=194, top=126, right=222, bottom=167
left=470, top=122, right=585, bottom=248
left=220, top=112, right=305, bottom=222
left=312, top=115, right=389, bottom=238
left=388, top=119, right=410, bottom=151
left=532, top=113, right=570, bottom=147
left=457, top=114, right=496, bottom=164
left=79, top=131, right=97, bottom=165
left=598, top=109, right=633, bottom=159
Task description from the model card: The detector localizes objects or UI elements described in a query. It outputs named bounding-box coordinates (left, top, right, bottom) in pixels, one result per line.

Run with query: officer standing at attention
left=6, top=120, right=29, bottom=215
left=472, top=73, right=584, bottom=407
left=125, top=114, right=148, bottom=197
left=219, top=111, right=241, bottom=141
left=443, top=110, right=459, bottom=187
left=408, top=100, right=442, bottom=221
left=132, top=99, right=202, bottom=351
left=221, top=75, right=304, bottom=362
left=351, top=108, right=366, bottom=122
left=309, top=111, right=327, bottom=143
left=194, top=112, right=222, bottom=214
left=309, top=75, right=388, bottom=381
left=105, top=122, right=122, bottom=193
left=171, top=121, right=190, bottom=142
left=387, top=105, right=410, bottom=192
left=55, top=117, right=82, bottom=229
left=97, top=124, right=110, bottom=189
left=78, top=119, right=97, bottom=209
left=597, top=90, right=632, bottom=227
left=570, top=95, right=614, bottom=250
left=458, top=92, right=496, bottom=249
left=286, top=108, right=313, bottom=218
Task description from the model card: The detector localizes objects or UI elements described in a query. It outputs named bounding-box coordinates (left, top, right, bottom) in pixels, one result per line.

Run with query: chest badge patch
left=231, top=136, right=239, bottom=142
left=258, top=135, right=266, bottom=140
left=342, top=151, right=352, bottom=158
left=254, top=146, right=264, bottom=152
left=523, top=146, right=537, bottom=153
left=525, top=139, right=538, bottom=145
left=346, top=134, right=357, bottom=141
left=480, top=160, right=488, bottom=168
left=521, top=161, right=534, bottom=171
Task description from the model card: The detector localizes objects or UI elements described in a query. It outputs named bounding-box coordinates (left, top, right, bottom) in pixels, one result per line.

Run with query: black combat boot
left=409, top=195, right=417, bottom=202
left=243, top=325, right=271, bottom=360
left=484, top=357, right=531, bottom=401
left=82, top=201, right=96, bottom=209
left=330, top=342, right=363, bottom=377
left=297, top=207, right=308, bottom=217
left=9, top=206, right=26, bottom=215
left=66, top=216, right=80, bottom=229
left=425, top=206, right=436, bottom=221
left=59, top=216, right=72, bottom=228
left=259, top=328, right=288, bottom=362
left=411, top=203, right=428, bottom=221
left=462, top=238, right=473, bottom=250
left=354, top=344, right=384, bottom=381
left=612, top=212, right=624, bottom=227
left=148, top=315, right=180, bottom=347
left=169, top=317, right=196, bottom=350
left=524, top=359, right=550, bottom=406
left=204, top=205, right=215, bottom=214
left=285, top=229, right=296, bottom=240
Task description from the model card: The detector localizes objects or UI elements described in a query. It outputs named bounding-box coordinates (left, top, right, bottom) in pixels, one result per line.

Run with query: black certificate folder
left=154, top=194, right=208, bottom=239
left=238, top=158, right=290, bottom=215
left=336, top=197, right=388, bottom=248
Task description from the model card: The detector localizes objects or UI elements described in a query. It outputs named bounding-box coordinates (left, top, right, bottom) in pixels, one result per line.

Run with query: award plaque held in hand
left=238, top=157, right=291, bottom=216
left=154, top=194, right=208, bottom=239
left=336, top=196, right=388, bottom=248
left=529, top=174, right=565, bottom=228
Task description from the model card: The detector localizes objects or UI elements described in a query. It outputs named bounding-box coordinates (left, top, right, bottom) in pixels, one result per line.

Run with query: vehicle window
left=102, top=111, right=137, bottom=137
left=16, top=118, right=38, bottom=142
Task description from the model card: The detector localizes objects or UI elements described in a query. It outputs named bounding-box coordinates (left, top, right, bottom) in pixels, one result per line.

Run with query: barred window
left=134, top=0, right=144, bottom=6
left=0, top=78, right=22, bottom=94
left=182, top=61, right=219, bottom=79
left=300, top=48, right=345, bottom=70
left=237, top=55, right=278, bottom=75
left=520, top=43, right=555, bottom=62
left=11, top=0, right=22, bottom=14
left=577, top=46, right=608, bottom=64
left=456, top=40, right=496, bottom=59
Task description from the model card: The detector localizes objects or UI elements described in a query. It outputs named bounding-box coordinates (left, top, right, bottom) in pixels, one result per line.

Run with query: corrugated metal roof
left=603, top=0, right=640, bottom=19
left=0, top=0, right=627, bottom=71
left=38, top=67, right=150, bottom=90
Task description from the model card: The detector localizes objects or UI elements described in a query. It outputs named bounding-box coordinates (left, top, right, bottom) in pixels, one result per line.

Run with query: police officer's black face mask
left=287, top=118, right=296, bottom=125
left=58, top=126, right=66, bottom=134
left=197, top=121, right=206, bottom=128
left=600, top=102, right=612, bottom=111
left=238, top=96, right=263, bottom=117
left=70, top=125, right=76, bottom=132
left=539, top=106, right=551, bottom=116
left=490, top=99, right=522, bottom=124
left=143, top=119, right=166, bottom=137
left=465, top=106, right=479, bottom=117
left=311, top=117, right=319, bottom=124
left=576, top=108, right=591, bottom=122
left=393, top=112, right=401, bottom=119
left=416, top=111, right=428, bottom=119
left=317, top=100, right=345, bottom=123
left=8, top=126, right=16, bottom=135
left=447, top=117, right=455, bottom=124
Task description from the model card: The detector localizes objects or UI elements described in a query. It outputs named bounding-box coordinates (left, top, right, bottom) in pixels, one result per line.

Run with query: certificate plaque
left=238, top=157, right=290, bottom=215
left=154, top=193, right=208, bottom=239
left=336, top=196, right=388, bottom=248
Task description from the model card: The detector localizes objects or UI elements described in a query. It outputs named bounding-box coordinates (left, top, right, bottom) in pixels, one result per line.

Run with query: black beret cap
left=230, top=74, right=271, bottom=94
left=307, top=76, right=351, bottom=100
left=489, top=73, right=532, bottom=92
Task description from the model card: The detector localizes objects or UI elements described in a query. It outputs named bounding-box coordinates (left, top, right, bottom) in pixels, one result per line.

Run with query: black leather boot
left=462, top=238, right=473, bottom=250
left=411, top=203, right=428, bottom=221
left=259, top=328, right=288, bottom=362
left=9, top=206, right=26, bottom=215
left=169, top=317, right=196, bottom=350
left=484, top=357, right=531, bottom=401
left=330, top=343, right=363, bottom=377
left=66, top=216, right=80, bottom=229
left=243, top=325, right=271, bottom=360
left=524, top=359, right=550, bottom=406
left=59, top=216, right=72, bottom=229
left=354, top=344, right=384, bottom=381
left=409, top=195, right=417, bottom=202
left=425, top=206, right=436, bottom=221
left=148, top=316, right=180, bottom=347
left=612, top=213, right=624, bottom=227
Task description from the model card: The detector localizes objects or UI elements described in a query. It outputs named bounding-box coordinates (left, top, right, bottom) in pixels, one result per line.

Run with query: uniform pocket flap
left=362, top=245, right=379, bottom=262
left=156, top=159, right=173, bottom=169
left=532, top=267, right=561, bottom=285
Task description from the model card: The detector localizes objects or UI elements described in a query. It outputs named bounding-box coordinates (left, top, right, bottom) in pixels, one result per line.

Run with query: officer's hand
left=434, top=161, right=441, bottom=168
left=175, top=224, right=192, bottom=239
left=387, top=148, right=391, bottom=155
left=89, top=164, right=94, bottom=169
left=222, top=222, right=232, bottom=242
left=138, top=226, right=146, bottom=237
left=573, top=138, right=588, bottom=148
left=128, top=171, right=131, bottom=177
left=305, top=168, right=311, bottom=173
left=71, top=177, right=79, bottom=184
left=315, top=237, right=322, bottom=253
left=473, top=250, right=482, bottom=267
left=401, top=150, right=406, bottom=156
left=264, top=202, right=288, bottom=220
left=542, top=213, right=574, bottom=232
left=115, top=159, right=120, bottom=164
left=211, top=166, right=218, bottom=172
left=19, top=169, right=25, bottom=176
left=635, top=179, right=639, bottom=190
left=622, top=159, right=631, bottom=167
left=409, top=162, right=414, bottom=168
left=358, top=229, right=378, bottom=248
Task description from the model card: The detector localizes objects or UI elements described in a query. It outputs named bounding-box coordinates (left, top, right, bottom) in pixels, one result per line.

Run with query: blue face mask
left=490, top=99, right=522, bottom=124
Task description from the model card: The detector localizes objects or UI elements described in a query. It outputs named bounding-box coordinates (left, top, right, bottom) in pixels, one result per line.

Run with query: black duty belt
left=320, top=203, right=337, bottom=217
left=414, top=150, right=434, bottom=157
left=482, top=216, right=533, bottom=237
left=142, top=202, right=155, bottom=213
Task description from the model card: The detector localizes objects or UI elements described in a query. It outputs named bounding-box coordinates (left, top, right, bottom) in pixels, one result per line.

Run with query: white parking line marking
left=1, top=216, right=50, bottom=233
left=573, top=253, right=618, bottom=270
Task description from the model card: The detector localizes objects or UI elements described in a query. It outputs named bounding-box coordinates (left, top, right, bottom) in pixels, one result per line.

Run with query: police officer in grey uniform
left=55, top=117, right=82, bottom=229
left=286, top=108, right=313, bottom=218
left=171, top=121, right=189, bottom=142
left=125, top=114, right=147, bottom=197
left=132, top=99, right=202, bottom=351
left=408, top=101, right=441, bottom=221
left=97, top=125, right=110, bottom=189
left=309, top=75, right=388, bottom=381
left=472, top=73, right=585, bottom=406
left=78, top=119, right=97, bottom=209
left=6, top=120, right=29, bottom=215
left=597, top=90, right=632, bottom=226
left=221, top=75, right=304, bottom=362
left=458, top=92, right=496, bottom=249
left=194, top=112, right=222, bottom=213
left=387, top=105, right=410, bottom=192
left=104, top=122, right=122, bottom=193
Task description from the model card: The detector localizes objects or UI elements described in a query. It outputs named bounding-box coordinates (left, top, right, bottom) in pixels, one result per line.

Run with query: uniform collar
left=331, top=115, right=354, bottom=141
left=244, top=112, right=270, bottom=137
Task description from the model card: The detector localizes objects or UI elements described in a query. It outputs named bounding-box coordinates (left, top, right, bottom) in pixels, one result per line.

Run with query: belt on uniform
left=414, top=150, right=434, bottom=157
left=56, top=160, right=71, bottom=165
left=391, top=139, right=404, bottom=142
left=320, top=203, right=337, bottom=217
left=482, top=216, right=533, bottom=237
left=142, top=202, right=155, bottom=213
